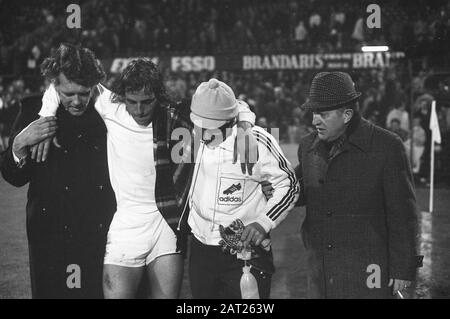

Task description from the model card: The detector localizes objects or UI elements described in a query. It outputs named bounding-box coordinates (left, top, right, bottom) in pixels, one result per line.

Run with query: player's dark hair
left=40, top=43, right=105, bottom=87
left=111, top=58, right=171, bottom=106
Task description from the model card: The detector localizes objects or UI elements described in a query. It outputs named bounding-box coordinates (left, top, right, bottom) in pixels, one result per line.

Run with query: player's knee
left=103, top=271, right=114, bottom=292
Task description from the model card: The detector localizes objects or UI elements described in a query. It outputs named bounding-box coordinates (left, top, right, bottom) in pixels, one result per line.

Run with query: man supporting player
left=1, top=43, right=116, bottom=298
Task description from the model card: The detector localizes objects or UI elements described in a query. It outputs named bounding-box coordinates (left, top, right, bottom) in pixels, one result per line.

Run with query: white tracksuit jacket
left=188, top=125, right=300, bottom=245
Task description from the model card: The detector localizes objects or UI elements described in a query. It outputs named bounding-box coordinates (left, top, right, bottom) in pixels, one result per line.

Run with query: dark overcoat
left=1, top=95, right=116, bottom=298
left=296, top=117, right=418, bottom=298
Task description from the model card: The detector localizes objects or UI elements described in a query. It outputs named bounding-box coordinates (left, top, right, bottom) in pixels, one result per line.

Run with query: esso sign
left=171, top=56, right=215, bottom=72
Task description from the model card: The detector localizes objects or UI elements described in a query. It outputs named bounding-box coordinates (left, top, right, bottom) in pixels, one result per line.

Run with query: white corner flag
left=428, top=101, right=441, bottom=213
left=430, top=101, right=441, bottom=144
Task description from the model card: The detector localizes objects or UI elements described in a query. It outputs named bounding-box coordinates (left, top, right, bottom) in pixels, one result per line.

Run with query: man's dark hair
left=40, top=43, right=105, bottom=87
left=390, top=118, right=401, bottom=125
left=111, top=58, right=170, bottom=106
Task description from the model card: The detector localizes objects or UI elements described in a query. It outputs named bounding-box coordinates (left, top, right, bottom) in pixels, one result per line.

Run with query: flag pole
left=429, top=128, right=435, bottom=213
left=428, top=100, right=438, bottom=213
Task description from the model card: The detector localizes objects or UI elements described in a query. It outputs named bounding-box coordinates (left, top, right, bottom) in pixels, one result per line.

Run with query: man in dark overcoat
left=295, top=72, right=420, bottom=298
left=0, top=45, right=116, bottom=298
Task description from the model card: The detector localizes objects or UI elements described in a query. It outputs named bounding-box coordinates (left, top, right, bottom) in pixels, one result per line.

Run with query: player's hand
left=30, top=136, right=61, bottom=162
left=16, top=117, right=57, bottom=148
left=261, top=181, right=274, bottom=200
left=233, top=124, right=258, bottom=175
left=389, top=278, right=411, bottom=297
left=14, top=117, right=57, bottom=159
left=241, top=222, right=267, bottom=248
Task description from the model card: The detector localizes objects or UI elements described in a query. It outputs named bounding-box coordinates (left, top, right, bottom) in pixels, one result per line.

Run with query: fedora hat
left=301, top=72, right=361, bottom=111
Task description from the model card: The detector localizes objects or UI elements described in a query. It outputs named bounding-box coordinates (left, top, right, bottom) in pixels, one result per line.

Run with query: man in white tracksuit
left=186, top=78, right=300, bottom=299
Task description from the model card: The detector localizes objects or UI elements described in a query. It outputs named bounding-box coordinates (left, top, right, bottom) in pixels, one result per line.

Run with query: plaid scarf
left=327, top=113, right=362, bottom=161
left=328, top=134, right=347, bottom=160
left=153, top=100, right=195, bottom=252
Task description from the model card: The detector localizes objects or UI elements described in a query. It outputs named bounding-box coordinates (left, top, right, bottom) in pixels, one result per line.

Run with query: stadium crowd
left=1, top=0, right=450, bottom=183
left=1, top=0, right=450, bottom=66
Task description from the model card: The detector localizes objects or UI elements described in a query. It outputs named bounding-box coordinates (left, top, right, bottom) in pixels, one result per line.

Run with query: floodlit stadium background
left=0, top=0, right=450, bottom=298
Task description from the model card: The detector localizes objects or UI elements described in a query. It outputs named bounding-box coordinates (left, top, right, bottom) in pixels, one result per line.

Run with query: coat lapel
left=347, top=119, right=373, bottom=153
left=306, top=118, right=374, bottom=180
left=307, top=134, right=330, bottom=184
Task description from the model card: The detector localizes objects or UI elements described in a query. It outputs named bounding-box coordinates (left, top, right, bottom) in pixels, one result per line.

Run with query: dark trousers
left=189, top=237, right=272, bottom=299
left=28, top=238, right=106, bottom=299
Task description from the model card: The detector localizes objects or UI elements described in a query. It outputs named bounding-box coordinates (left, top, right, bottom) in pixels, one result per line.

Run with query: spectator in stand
left=3, top=0, right=450, bottom=63
left=351, top=16, right=365, bottom=43
left=294, top=21, right=308, bottom=47
left=129, top=20, right=150, bottom=53
left=414, top=95, right=433, bottom=182
left=309, top=11, right=324, bottom=48
left=233, top=20, right=254, bottom=50
left=386, top=98, right=410, bottom=132
left=406, top=117, right=427, bottom=175
left=329, top=8, right=345, bottom=49
left=256, top=116, right=268, bottom=129
left=367, top=109, right=381, bottom=127
left=388, top=118, right=409, bottom=142
left=361, top=88, right=379, bottom=119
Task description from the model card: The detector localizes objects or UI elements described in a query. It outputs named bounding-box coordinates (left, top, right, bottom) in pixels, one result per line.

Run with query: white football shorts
left=104, top=210, right=179, bottom=268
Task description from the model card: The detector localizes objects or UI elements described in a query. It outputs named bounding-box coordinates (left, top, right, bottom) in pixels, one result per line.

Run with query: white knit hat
left=190, top=78, right=238, bottom=129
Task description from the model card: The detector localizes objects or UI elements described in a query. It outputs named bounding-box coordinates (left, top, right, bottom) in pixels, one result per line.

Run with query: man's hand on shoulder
left=234, top=123, right=258, bottom=175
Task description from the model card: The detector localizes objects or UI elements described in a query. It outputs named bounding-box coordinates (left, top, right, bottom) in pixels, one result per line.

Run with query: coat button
left=63, top=149, right=68, bottom=155
left=327, top=211, right=333, bottom=217
left=42, top=208, right=46, bottom=213
left=93, top=145, right=99, bottom=151
left=98, top=185, right=104, bottom=190
left=64, top=225, right=69, bottom=231
left=99, top=223, right=103, bottom=229
left=329, top=277, right=334, bottom=284
left=327, top=244, right=333, bottom=250
left=77, top=134, right=83, bottom=139
left=64, top=186, right=70, bottom=191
